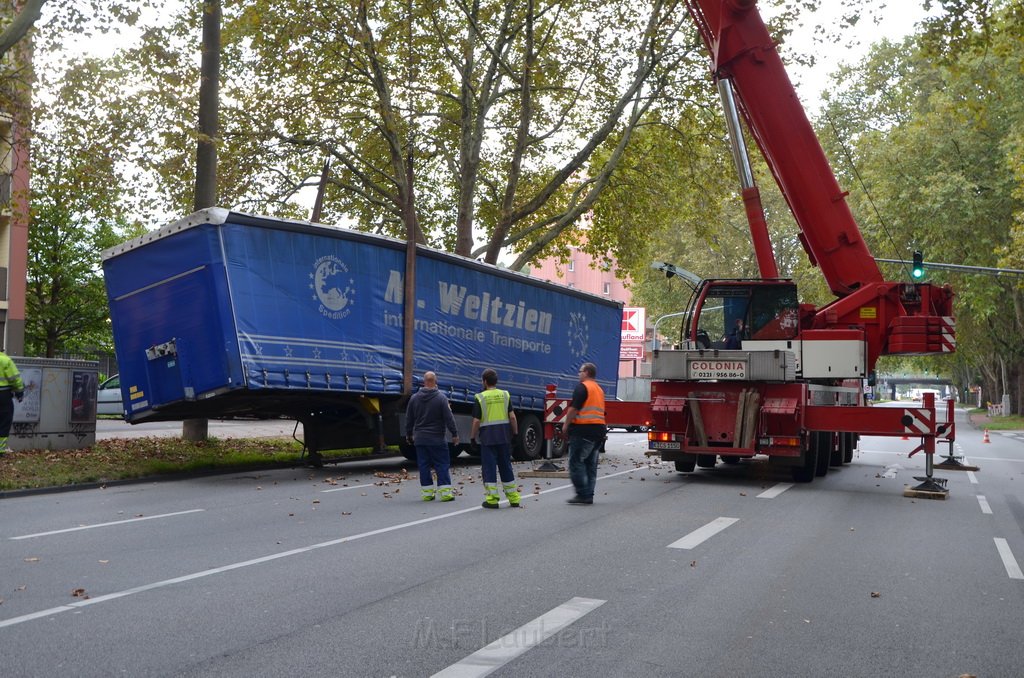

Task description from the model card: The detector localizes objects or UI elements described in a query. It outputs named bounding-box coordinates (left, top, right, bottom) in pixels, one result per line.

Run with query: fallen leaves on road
left=871, top=592, right=881, bottom=598
left=72, top=588, right=89, bottom=599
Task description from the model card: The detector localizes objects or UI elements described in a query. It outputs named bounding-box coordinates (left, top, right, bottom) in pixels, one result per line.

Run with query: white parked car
left=97, top=374, right=123, bottom=416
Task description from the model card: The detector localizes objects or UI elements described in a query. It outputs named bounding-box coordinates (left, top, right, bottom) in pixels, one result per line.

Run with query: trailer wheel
left=720, top=455, right=740, bottom=465
left=674, top=455, right=696, bottom=473
left=696, top=454, right=717, bottom=469
left=399, top=441, right=417, bottom=462
left=813, top=431, right=830, bottom=477
left=791, top=437, right=817, bottom=483
left=514, top=413, right=544, bottom=461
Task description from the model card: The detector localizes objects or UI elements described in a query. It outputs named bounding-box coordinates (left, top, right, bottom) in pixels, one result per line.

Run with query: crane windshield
left=692, top=281, right=799, bottom=348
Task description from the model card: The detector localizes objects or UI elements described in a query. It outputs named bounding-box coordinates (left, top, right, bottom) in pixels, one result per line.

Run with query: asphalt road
left=95, top=417, right=305, bottom=441
left=3, top=406, right=1022, bottom=677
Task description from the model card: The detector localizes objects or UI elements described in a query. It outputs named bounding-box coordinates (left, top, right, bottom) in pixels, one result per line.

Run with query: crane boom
left=687, top=0, right=882, bottom=296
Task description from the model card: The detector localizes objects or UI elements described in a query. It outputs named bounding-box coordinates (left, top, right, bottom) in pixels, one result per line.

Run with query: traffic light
left=911, top=250, right=925, bottom=280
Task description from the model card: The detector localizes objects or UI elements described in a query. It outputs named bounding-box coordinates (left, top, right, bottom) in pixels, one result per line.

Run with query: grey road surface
left=3, top=406, right=1022, bottom=677
left=95, top=417, right=305, bottom=441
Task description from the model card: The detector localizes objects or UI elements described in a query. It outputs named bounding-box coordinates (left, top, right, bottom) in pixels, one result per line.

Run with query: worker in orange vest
left=559, top=362, right=606, bottom=505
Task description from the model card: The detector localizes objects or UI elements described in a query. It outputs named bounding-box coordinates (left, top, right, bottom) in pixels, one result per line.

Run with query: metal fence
left=56, top=352, right=118, bottom=379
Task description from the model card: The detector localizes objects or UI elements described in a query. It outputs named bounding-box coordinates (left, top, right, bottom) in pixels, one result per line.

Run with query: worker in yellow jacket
left=0, top=349, right=25, bottom=455
left=471, top=369, right=520, bottom=509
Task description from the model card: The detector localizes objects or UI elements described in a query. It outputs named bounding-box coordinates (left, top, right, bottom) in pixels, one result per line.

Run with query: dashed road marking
left=668, top=517, right=739, bottom=550
left=967, top=471, right=978, bottom=485
left=977, top=495, right=992, bottom=515
left=757, top=483, right=793, bottom=499
left=994, top=538, right=1024, bottom=580
left=431, top=597, right=606, bottom=678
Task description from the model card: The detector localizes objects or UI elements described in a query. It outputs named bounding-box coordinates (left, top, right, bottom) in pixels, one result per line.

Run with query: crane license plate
left=688, top=358, right=747, bottom=380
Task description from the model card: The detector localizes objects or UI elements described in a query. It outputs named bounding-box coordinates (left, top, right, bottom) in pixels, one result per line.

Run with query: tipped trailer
left=102, top=208, right=621, bottom=464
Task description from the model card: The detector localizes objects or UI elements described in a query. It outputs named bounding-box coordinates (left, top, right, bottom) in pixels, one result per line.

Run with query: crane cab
left=686, top=280, right=800, bottom=351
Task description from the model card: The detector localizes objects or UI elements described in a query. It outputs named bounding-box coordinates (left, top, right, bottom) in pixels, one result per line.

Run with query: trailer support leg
left=904, top=438, right=948, bottom=499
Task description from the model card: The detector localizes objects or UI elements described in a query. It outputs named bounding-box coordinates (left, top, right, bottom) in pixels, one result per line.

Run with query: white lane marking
left=0, top=466, right=643, bottom=629
left=977, top=495, right=993, bottom=515
left=668, top=517, right=739, bottom=550
left=967, top=471, right=979, bottom=485
left=953, top=455, right=1024, bottom=463
left=994, top=538, right=1024, bottom=580
left=431, top=597, right=605, bottom=678
left=757, top=483, right=793, bottom=499
left=320, top=482, right=376, bottom=494
left=9, top=509, right=206, bottom=540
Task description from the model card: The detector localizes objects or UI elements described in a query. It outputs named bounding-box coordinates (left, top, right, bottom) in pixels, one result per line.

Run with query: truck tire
left=674, top=455, right=696, bottom=473
left=829, top=432, right=844, bottom=467
left=841, top=432, right=857, bottom=464
left=696, top=454, right=717, bottom=469
left=514, top=413, right=544, bottom=461
left=791, top=437, right=817, bottom=483
left=813, top=431, right=830, bottom=477
left=720, top=455, right=740, bottom=465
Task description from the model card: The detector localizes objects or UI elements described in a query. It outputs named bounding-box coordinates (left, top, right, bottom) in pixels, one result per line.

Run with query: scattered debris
left=71, top=588, right=89, bottom=599
left=870, top=592, right=881, bottom=598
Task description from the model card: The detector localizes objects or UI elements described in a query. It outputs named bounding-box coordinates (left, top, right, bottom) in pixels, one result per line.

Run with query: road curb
left=0, top=452, right=408, bottom=500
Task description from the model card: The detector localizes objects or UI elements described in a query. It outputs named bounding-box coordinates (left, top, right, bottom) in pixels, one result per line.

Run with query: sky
left=772, top=1, right=942, bottom=112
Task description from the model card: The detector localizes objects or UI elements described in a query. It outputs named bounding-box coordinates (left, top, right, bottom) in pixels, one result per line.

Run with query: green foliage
left=821, top=0, right=1024, bottom=408
left=26, top=56, right=148, bottom=357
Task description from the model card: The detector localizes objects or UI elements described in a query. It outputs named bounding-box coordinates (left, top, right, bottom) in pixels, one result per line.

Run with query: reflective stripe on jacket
left=0, top=353, right=23, bottom=392
left=575, top=380, right=606, bottom=426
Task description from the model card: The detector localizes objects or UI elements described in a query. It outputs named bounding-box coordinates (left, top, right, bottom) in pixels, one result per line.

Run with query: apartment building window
left=568, top=259, right=575, bottom=272
left=603, top=282, right=611, bottom=295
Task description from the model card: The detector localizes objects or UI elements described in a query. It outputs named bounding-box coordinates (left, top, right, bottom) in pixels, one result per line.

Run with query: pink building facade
left=529, top=247, right=645, bottom=379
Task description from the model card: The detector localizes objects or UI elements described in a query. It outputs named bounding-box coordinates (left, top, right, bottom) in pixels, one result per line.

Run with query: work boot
left=421, top=487, right=436, bottom=502
left=438, top=485, right=455, bottom=502
left=482, top=484, right=500, bottom=509
left=503, top=482, right=521, bottom=508
left=566, top=495, right=593, bottom=505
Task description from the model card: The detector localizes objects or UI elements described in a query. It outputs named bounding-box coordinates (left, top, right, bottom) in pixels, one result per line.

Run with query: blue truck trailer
left=102, top=208, right=622, bottom=463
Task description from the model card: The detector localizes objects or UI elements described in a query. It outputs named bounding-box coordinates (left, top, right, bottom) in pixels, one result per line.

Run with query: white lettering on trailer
left=384, top=270, right=553, bottom=337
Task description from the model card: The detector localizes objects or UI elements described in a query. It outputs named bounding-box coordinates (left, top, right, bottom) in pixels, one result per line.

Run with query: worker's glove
left=14, top=391, right=23, bottom=403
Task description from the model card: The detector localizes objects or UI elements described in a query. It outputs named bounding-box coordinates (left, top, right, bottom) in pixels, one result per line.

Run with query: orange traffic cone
left=983, top=429, right=991, bottom=443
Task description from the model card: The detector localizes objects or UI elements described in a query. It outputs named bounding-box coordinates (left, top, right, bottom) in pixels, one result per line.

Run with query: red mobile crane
left=595, top=0, right=957, bottom=486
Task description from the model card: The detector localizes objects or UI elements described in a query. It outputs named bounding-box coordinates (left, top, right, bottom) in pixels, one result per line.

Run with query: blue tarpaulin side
left=104, top=212, right=621, bottom=418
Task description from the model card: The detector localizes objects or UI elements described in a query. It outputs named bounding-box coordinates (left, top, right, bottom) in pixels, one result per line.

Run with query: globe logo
left=568, top=311, right=589, bottom=358
left=310, top=255, right=355, bottom=320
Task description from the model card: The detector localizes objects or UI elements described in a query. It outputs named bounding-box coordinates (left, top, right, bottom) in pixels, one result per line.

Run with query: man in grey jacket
left=406, top=371, right=460, bottom=501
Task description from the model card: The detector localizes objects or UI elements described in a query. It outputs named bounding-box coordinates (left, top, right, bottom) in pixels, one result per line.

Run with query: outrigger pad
left=934, top=456, right=980, bottom=472
left=903, top=475, right=948, bottom=500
